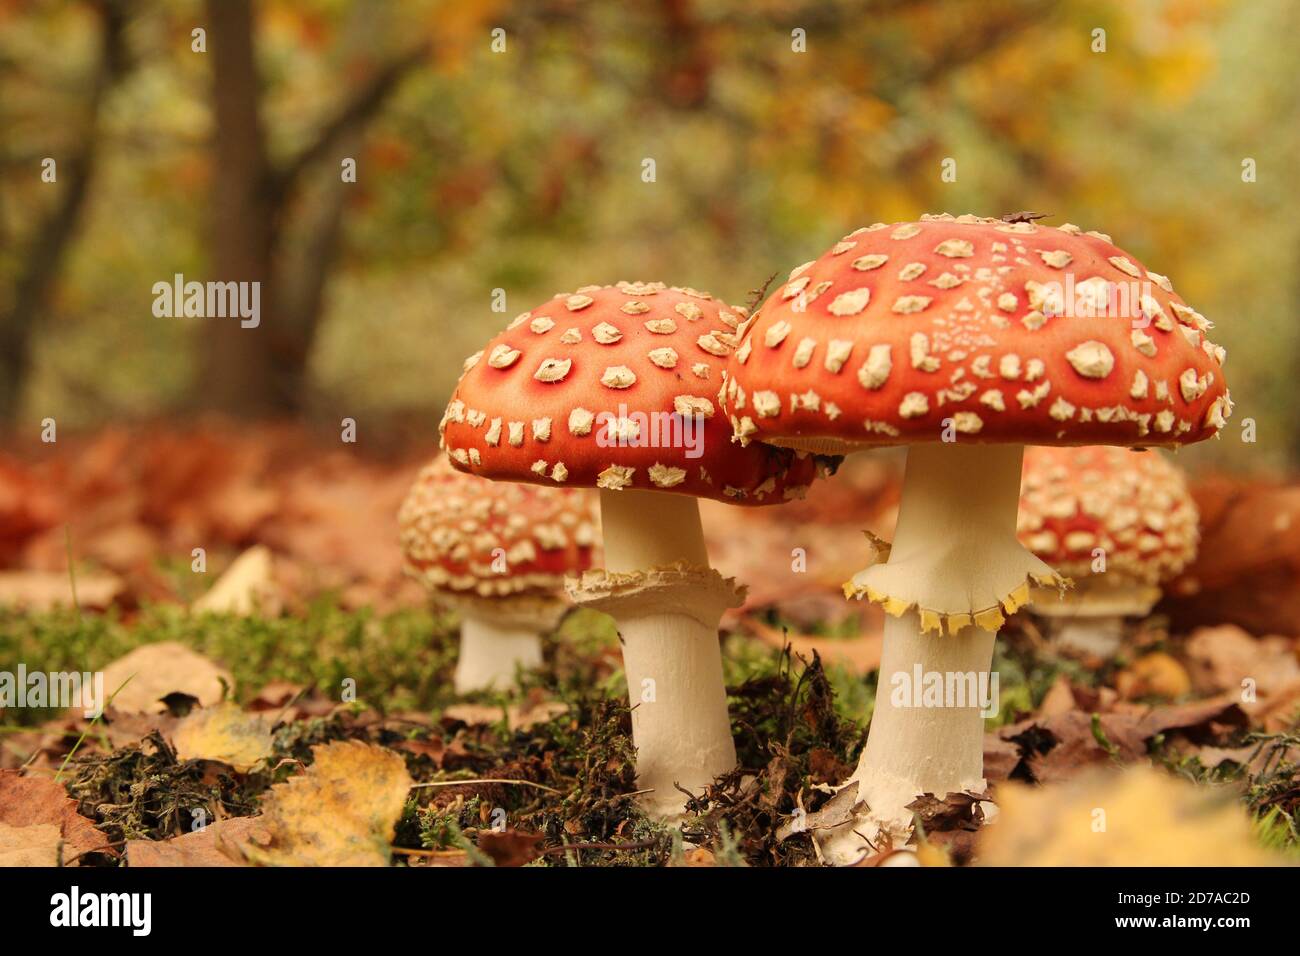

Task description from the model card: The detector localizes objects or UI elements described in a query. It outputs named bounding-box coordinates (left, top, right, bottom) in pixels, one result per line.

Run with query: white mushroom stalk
left=820, top=441, right=1060, bottom=864
left=570, top=488, right=739, bottom=820
left=449, top=596, right=561, bottom=694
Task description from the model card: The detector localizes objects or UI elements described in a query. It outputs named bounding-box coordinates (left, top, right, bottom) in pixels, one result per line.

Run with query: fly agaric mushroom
left=440, top=281, right=832, bottom=817
left=720, top=213, right=1231, bottom=861
left=398, top=455, right=598, bottom=693
left=1018, top=445, right=1198, bottom=658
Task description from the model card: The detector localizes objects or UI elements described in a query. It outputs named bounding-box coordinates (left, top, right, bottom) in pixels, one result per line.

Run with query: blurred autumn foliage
left=0, top=0, right=1296, bottom=472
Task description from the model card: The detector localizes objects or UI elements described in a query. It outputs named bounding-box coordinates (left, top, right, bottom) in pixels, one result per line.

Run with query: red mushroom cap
left=398, top=456, right=598, bottom=598
left=441, top=282, right=830, bottom=504
left=1018, top=445, right=1198, bottom=586
left=722, top=214, right=1231, bottom=453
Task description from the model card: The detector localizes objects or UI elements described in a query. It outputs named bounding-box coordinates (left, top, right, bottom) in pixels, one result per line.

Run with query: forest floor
left=2, top=598, right=1298, bottom=867
left=2, top=422, right=1298, bottom=866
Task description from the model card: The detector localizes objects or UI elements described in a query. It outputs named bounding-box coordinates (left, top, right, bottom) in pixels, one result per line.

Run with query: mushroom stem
left=1052, top=616, right=1124, bottom=659
left=823, top=442, right=1029, bottom=863
left=453, top=614, right=544, bottom=694
left=597, top=488, right=737, bottom=819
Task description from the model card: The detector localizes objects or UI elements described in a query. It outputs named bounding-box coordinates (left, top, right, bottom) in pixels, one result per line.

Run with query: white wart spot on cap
left=782, top=277, right=810, bottom=300
left=648, top=463, right=687, bottom=488
left=675, top=302, right=703, bottom=322
left=1108, top=256, right=1142, bottom=278
left=852, top=254, right=888, bottom=271
left=568, top=408, right=595, bottom=436
left=793, top=338, right=816, bottom=368
left=596, top=465, right=635, bottom=490
left=489, top=344, right=522, bottom=369
left=753, top=390, right=781, bottom=418
left=892, top=295, right=932, bottom=314
left=898, top=392, right=929, bottom=418
left=697, top=332, right=731, bottom=357
left=601, top=366, right=637, bottom=389
left=648, top=347, right=678, bottom=369
left=934, top=239, right=974, bottom=258
left=565, top=294, right=594, bottom=311
left=1065, top=341, right=1115, bottom=379
left=824, top=340, right=853, bottom=373
left=765, top=320, right=792, bottom=347
left=857, top=344, right=892, bottom=389
left=674, top=395, right=715, bottom=418
left=592, top=322, right=623, bottom=344
left=1130, top=329, right=1157, bottom=358
left=828, top=287, right=871, bottom=316
left=534, top=357, right=573, bottom=382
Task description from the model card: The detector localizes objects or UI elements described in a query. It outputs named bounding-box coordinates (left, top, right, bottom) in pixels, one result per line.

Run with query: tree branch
left=271, top=42, right=429, bottom=198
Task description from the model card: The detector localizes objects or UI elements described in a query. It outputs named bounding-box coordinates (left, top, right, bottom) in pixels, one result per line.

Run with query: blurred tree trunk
left=199, top=0, right=280, bottom=416
left=195, top=0, right=426, bottom=417
left=0, top=0, right=132, bottom=421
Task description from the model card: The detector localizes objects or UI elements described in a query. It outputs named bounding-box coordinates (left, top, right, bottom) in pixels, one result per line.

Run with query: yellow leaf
left=172, top=703, right=275, bottom=772
left=979, top=766, right=1283, bottom=866
left=245, top=741, right=412, bottom=867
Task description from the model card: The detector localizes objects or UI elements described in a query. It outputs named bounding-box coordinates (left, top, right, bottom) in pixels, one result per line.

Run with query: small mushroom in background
left=439, top=281, right=835, bottom=819
left=1018, top=445, right=1199, bottom=659
left=721, top=213, right=1231, bottom=863
left=398, top=456, right=598, bottom=694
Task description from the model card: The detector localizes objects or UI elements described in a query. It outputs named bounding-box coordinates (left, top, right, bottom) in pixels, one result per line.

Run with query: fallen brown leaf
left=0, top=570, right=124, bottom=612
left=191, top=545, right=279, bottom=615
left=0, top=821, right=61, bottom=867
left=97, top=642, right=232, bottom=714
left=476, top=828, right=543, bottom=867
left=126, top=816, right=270, bottom=867
left=0, top=770, right=112, bottom=863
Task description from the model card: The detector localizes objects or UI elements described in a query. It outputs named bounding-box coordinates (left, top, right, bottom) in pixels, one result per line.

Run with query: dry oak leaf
left=977, top=765, right=1284, bottom=866
left=0, top=770, right=112, bottom=864
left=0, top=570, right=125, bottom=612
left=244, top=741, right=412, bottom=867
left=126, top=816, right=270, bottom=867
left=444, top=694, right=569, bottom=732
left=0, top=822, right=61, bottom=867
left=191, top=545, right=279, bottom=616
left=171, top=703, right=275, bottom=772
left=98, top=642, right=232, bottom=714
